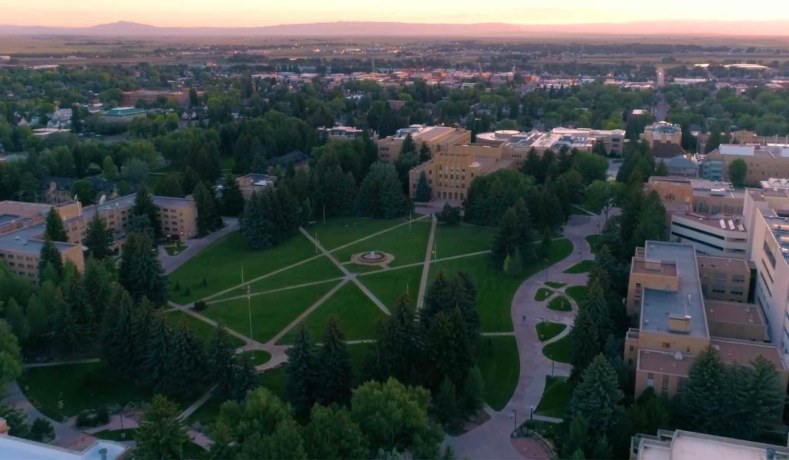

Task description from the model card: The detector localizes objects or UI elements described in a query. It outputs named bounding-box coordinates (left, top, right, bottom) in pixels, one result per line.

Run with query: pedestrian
left=522, top=314, right=526, bottom=323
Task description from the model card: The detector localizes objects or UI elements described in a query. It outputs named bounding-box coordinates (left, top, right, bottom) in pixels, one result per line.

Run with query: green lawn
left=534, top=376, right=572, bottom=418
left=534, top=288, right=554, bottom=302
left=238, top=350, right=271, bottom=366
left=165, top=310, right=245, bottom=348
left=536, top=322, right=567, bottom=342
left=216, top=255, right=342, bottom=300
left=430, top=239, right=573, bottom=332
left=19, top=362, right=153, bottom=421
left=547, top=295, right=572, bottom=312
left=585, top=234, right=602, bottom=253
left=333, top=220, right=431, bottom=270
left=476, top=336, right=519, bottom=410
left=566, top=286, right=588, bottom=304
left=311, top=217, right=409, bottom=251
left=168, top=231, right=317, bottom=303
left=542, top=334, right=571, bottom=363
left=563, top=260, right=596, bottom=274
left=544, top=281, right=566, bottom=289
left=358, top=266, right=423, bottom=308
left=433, top=224, right=495, bottom=258
left=278, top=282, right=386, bottom=344
left=204, top=282, right=336, bottom=343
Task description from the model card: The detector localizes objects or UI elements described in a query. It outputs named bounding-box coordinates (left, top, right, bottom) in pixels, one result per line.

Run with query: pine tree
left=491, top=207, right=520, bottom=268
left=119, top=233, right=168, bottom=306
left=100, top=288, right=135, bottom=378
left=420, top=271, right=454, bottom=328
left=4, top=298, right=28, bottom=343
left=568, top=355, right=624, bottom=440
left=462, top=366, right=485, bottom=414
left=142, top=313, right=171, bottom=390
left=299, top=198, right=312, bottom=226
left=44, top=208, right=67, bottom=242
left=740, top=356, right=785, bottom=439
left=366, top=295, right=420, bottom=385
left=25, top=294, right=47, bottom=343
left=130, top=298, right=155, bottom=378
left=316, top=316, right=353, bottom=406
left=84, top=213, right=112, bottom=260
left=161, top=319, right=206, bottom=398
left=569, top=308, right=601, bottom=383
left=241, top=191, right=273, bottom=250
left=231, top=353, right=258, bottom=401
left=80, top=258, right=113, bottom=339
left=286, top=326, right=318, bottom=421
left=194, top=181, right=222, bottom=236
left=37, top=237, right=63, bottom=283
left=132, top=185, right=160, bottom=238
left=435, top=377, right=459, bottom=428
left=580, top=280, right=613, bottom=347
left=221, top=173, right=245, bottom=217
left=415, top=171, right=432, bottom=202
left=136, top=395, right=189, bottom=460
left=54, top=302, right=80, bottom=356
left=207, top=325, right=237, bottom=401
left=423, top=309, right=473, bottom=391
left=505, top=247, right=524, bottom=278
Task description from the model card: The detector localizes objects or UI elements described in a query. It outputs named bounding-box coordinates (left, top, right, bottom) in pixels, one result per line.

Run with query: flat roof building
left=623, top=241, right=786, bottom=399
left=631, top=429, right=789, bottom=460
left=377, top=125, right=470, bottom=163
left=704, top=144, right=789, bottom=184
left=0, top=417, right=128, bottom=460
left=642, top=121, right=682, bottom=147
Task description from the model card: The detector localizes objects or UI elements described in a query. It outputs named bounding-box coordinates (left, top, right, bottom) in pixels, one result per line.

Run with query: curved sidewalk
left=446, top=213, right=601, bottom=459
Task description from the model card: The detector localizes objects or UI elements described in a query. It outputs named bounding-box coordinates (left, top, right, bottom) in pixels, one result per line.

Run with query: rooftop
left=635, top=429, right=789, bottom=460
left=673, top=213, right=746, bottom=232
left=712, top=338, right=786, bottom=370
left=0, top=434, right=128, bottom=460
left=640, top=241, right=709, bottom=339
left=638, top=349, right=694, bottom=377
left=645, top=121, right=682, bottom=134
left=103, top=107, right=146, bottom=117
left=704, top=300, right=764, bottom=327
left=716, top=144, right=789, bottom=158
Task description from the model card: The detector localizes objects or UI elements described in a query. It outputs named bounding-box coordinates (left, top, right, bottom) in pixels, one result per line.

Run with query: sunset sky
left=3, top=0, right=789, bottom=27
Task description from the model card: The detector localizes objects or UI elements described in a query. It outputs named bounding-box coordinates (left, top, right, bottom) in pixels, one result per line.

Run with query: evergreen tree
left=299, top=198, right=312, bottom=226
left=161, top=319, right=207, bottom=398
left=207, top=325, right=237, bottom=401
left=275, top=186, right=300, bottom=241
left=44, top=208, right=67, bottom=242
left=415, top=171, right=432, bottom=202
left=132, top=185, right=161, bottom=238
left=84, top=213, right=112, bottom=260
left=357, top=162, right=409, bottom=219
left=435, top=377, right=459, bottom=428
left=738, top=356, right=785, bottom=440
left=118, top=233, right=168, bottom=306
left=231, top=353, right=258, bottom=401
left=193, top=181, right=223, bottom=236
left=504, top=247, right=524, bottom=277
left=37, top=237, right=63, bottom=283
left=366, top=295, right=420, bottom=385
left=561, top=415, right=591, bottom=458
left=286, top=326, right=318, bottom=421
left=423, top=309, right=473, bottom=391
left=129, top=298, right=155, bottom=378
left=100, top=288, right=135, bottom=377
left=678, top=346, right=727, bottom=435
left=580, top=281, right=613, bottom=347
left=136, top=395, right=189, bottom=460
left=142, top=313, right=171, bottom=390
left=569, top=308, right=601, bottom=383
left=568, top=355, right=624, bottom=440
left=4, top=298, right=28, bottom=343
left=80, top=258, right=113, bottom=339
left=491, top=207, right=519, bottom=267
left=24, top=294, right=47, bottom=343
left=221, top=173, right=245, bottom=217
left=54, top=302, right=80, bottom=356
left=0, top=320, right=22, bottom=386
left=241, top=191, right=273, bottom=250
left=461, top=366, right=485, bottom=414
left=317, top=316, right=353, bottom=406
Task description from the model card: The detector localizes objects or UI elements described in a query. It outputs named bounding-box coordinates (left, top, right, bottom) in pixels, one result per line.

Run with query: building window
left=662, top=342, right=670, bottom=349
left=661, top=375, right=670, bottom=396
left=647, top=373, right=655, bottom=387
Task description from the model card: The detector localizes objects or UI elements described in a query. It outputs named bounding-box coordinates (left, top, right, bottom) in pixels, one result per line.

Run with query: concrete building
left=704, top=144, right=789, bottom=184
left=631, top=429, right=789, bottom=460
left=646, top=176, right=745, bottom=216
left=408, top=143, right=513, bottom=202
left=318, top=125, right=364, bottom=140
left=0, top=417, right=128, bottom=459
left=661, top=155, right=698, bottom=178
left=0, top=193, right=197, bottom=282
left=377, top=125, right=470, bottom=163
left=642, top=121, right=682, bottom=147
left=623, top=241, right=786, bottom=399
left=670, top=212, right=748, bottom=258
left=121, top=90, right=194, bottom=107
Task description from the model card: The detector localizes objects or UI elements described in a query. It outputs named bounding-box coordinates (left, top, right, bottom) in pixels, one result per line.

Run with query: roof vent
left=673, top=351, right=684, bottom=361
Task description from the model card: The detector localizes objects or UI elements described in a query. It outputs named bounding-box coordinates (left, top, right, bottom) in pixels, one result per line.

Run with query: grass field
left=536, top=322, right=567, bottom=342
left=547, top=295, right=572, bottom=312
left=430, top=239, right=573, bottom=332
left=433, top=224, right=495, bottom=258
left=358, top=266, right=422, bottom=308
left=534, top=376, right=572, bottom=418
left=476, top=336, right=519, bottom=410
left=19, top=362, right=154, bottom=421
left=313, top=217, right=409, bottom=251
left=542, top=334, right=572, bottom=363
left=168, top=231, right=317, bottom=303
left=278, top=282, right=385, bottom=344
left=239, top=255, right=343, bottom=295
left=205, top=283, right=336, bottom=343
left=563, top=260, right=596, bottom=274
left=534, top=287, right=554, bottom=301
left=566, top=286, right=589, bottom=305
left=545, top=281, right=566, bottom=289
left=333, top=220, right=431, bottom=270
left=165, top=310, right=245, bottom=348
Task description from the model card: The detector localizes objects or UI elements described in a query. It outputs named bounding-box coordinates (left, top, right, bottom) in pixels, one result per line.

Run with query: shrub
left=438, top=203, right=461, bottom=226
left=193, top=300, right=207, bottom=312
left=183, top=287, right=192, bottom=297
left=29, top=418, right=55, bottom=443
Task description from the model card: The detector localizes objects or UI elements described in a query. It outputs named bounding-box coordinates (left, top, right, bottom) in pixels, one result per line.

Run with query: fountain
left=351, top=249, right=394, bottom=266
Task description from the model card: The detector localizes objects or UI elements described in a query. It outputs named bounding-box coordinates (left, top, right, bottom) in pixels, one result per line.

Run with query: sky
left=2, top=0, right=789, bottom=27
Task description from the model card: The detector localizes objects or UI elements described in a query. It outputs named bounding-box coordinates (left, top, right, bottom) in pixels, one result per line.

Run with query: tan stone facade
left=377, top=126, right=470, bottom=163
left=705, top=144, right=789, bottom=184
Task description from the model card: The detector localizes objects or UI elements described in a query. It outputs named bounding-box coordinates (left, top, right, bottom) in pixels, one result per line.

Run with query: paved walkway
left=446, top=213, right=602, bottom=460
left=160, top=217, right=239, bottom=275
left=416, top=215, right=437, bottom=309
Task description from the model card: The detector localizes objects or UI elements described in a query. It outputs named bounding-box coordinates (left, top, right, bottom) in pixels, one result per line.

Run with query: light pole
left=247, top=285, right=253, bottom=340
left=530, top=406, right=534, bottom=421
left=511, top=408, right=517, bottom=430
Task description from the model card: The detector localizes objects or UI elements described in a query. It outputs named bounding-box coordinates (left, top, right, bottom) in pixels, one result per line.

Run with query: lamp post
left=530, top=406, right=534, bottom=421
left=511, top=408, right=517, bottom=431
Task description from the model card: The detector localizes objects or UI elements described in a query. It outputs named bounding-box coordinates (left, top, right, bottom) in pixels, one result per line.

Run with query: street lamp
left=530, top=406, right=534, bottom=421
left=511, top=408, right=517, bottom=430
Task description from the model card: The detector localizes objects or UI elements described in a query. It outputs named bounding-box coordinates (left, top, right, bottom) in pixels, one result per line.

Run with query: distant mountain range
left=0, top=20, right=788, bottom=37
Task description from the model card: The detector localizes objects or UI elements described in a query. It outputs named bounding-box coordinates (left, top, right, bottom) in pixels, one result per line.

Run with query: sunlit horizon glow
left=3, top=0, right=789, bottom=28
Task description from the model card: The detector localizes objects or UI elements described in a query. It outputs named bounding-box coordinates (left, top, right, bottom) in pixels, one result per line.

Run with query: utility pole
left=247, top=284, right=253, bottom=340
